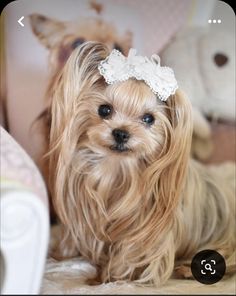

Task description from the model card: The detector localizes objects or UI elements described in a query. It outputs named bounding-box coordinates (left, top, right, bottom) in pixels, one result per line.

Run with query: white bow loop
left=98, top=48, right=178, bottom=101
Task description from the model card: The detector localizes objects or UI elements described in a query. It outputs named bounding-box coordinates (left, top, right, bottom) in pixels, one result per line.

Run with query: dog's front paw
left=49, top=224, right=78, bottom=260
left=174, top=265, right=193, bottom=279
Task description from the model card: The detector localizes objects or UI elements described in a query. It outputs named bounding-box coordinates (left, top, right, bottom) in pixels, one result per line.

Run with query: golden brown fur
left=48, top=42, right=235, bottom=286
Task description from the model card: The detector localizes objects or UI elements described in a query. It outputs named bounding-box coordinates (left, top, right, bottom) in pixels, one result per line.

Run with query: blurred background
left=0, top=0, right=235, bottom=166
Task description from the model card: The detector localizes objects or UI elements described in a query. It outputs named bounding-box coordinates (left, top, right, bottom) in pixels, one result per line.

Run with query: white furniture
left=0, top=127, right=49, bottom=294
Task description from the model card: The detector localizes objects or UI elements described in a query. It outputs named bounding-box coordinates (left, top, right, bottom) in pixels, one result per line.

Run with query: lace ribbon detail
left=98, top=48, right=178, bottom=101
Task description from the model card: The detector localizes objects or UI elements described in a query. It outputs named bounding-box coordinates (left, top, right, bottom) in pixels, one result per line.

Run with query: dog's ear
left=48, top=41, right=109, bottom=219
left=29, top=13, right=66, bottom=49
left=144, top=90, right=193, bottom=240
left=163, top=89, right=193, bottom=203
left=50, top=41, right=109, bottom=120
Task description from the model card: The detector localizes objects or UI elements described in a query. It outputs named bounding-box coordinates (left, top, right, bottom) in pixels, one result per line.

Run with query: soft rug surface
left=41, top=257, right=236, bottom=294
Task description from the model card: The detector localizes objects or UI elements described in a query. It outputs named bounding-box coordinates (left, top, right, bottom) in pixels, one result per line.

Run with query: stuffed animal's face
left=161, top=28, right=235, bottom=121
left=199, top=30, right=235, bottom=120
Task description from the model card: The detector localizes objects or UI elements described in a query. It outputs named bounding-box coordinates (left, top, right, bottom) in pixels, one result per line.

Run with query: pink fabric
left=1, top=126, right=48, bottom=207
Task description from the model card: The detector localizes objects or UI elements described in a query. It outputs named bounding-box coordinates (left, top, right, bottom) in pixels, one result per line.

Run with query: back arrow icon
left=18, top=16, right=24, bottom=27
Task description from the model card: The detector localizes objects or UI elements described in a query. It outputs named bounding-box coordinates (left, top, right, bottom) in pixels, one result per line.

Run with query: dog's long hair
left=49, top=42, right=235, bottom=285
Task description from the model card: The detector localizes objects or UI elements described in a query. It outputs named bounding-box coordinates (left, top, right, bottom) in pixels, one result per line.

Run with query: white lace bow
left=98, top=48, right=178, bottom=101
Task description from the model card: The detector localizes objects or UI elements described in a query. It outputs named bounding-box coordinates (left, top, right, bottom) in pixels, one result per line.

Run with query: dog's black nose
left=112, top=129, right=130, bottom=143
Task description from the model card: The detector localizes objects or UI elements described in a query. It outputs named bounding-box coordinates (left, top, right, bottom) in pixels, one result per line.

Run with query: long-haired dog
left=48, top=42, right=235, bottom=286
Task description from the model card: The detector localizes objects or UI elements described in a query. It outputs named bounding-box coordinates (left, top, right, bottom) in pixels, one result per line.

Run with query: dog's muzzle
left=111, top=128, right=130, bottom=152
left=112, top=128, right=130, bottom=143
left=110, top=143, right=129, bottom=152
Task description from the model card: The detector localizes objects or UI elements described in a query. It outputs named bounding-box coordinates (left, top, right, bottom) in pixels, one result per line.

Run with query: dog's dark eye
left=71, top=38, right=85, bottom=49
left=142, top=113, right=155, bottom=125
left=98, top=104, right=113, bottom=118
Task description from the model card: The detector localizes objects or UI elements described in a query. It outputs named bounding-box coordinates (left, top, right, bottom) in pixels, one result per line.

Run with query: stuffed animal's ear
left=29, top=13, right=66, bottom=49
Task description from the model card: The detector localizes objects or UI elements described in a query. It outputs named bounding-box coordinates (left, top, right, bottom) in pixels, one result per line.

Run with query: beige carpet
left=40, top=257, right=236, bottom=294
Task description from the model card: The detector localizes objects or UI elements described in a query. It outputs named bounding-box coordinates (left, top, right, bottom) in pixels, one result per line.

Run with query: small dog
left=48, top=42, right=235, bottom=286
left=29, top=12, right=132, bottom=98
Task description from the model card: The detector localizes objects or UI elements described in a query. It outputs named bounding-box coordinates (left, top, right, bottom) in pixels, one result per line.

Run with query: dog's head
left=29, top=13, right=132, bottom=74
left=49, top=42, right=192, bottom=163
